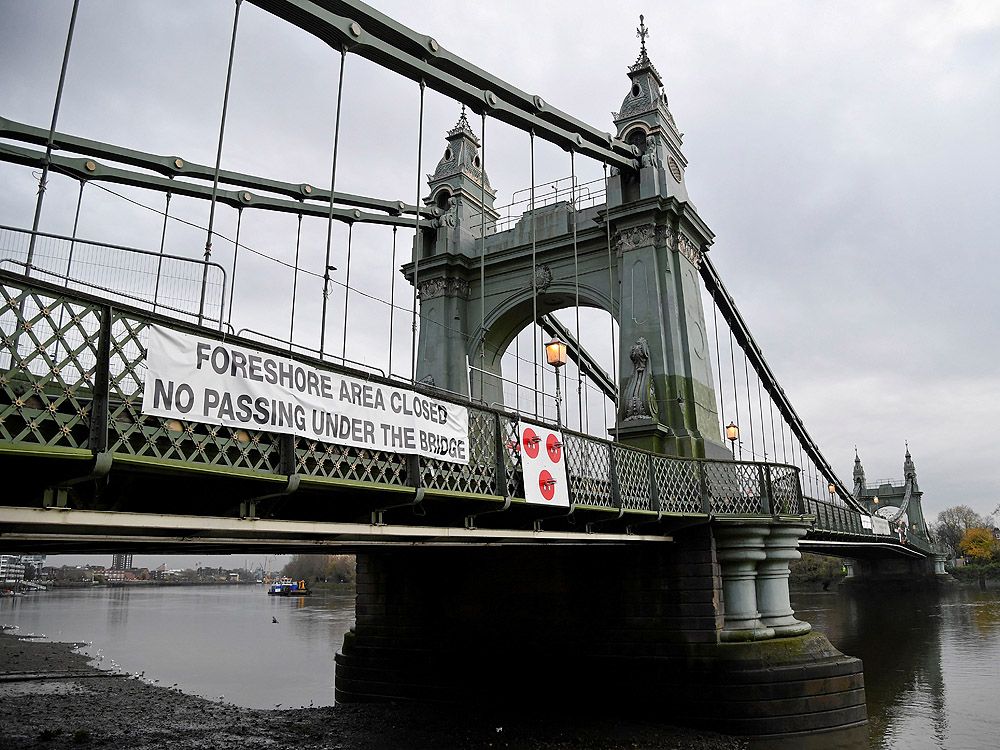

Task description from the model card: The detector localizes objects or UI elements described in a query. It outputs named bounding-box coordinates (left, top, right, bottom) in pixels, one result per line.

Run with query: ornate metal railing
left=0, top=270, right=809, bottom=520
left=803, top=496, right=935, bottom=554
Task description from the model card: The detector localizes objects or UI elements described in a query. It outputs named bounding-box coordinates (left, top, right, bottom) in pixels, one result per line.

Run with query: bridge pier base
left=841, top=554, right=953, bottom=590
left=757, top=523, right=813, bottom=637
left=336, top=522, right=867, bottom=738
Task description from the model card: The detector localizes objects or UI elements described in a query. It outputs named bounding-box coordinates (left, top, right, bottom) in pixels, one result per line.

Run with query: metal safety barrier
left=1, top=270, right=806, bottom=520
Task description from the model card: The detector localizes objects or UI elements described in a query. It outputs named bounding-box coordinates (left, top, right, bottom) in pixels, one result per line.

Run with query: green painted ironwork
left=2, top=269, right=814, bottom=524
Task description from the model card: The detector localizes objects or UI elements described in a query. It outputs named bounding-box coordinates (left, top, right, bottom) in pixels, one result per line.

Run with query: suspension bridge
left=0, top=0, right=947, bottom=739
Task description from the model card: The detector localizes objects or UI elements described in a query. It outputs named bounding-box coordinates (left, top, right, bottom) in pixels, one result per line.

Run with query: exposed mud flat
left=0, top=630, right=746, bottom=750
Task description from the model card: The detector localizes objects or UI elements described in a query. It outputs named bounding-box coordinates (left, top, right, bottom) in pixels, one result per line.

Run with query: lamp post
left=725, top=421, right=739, bottom=459
left=544, top=337, right=568, bottom=428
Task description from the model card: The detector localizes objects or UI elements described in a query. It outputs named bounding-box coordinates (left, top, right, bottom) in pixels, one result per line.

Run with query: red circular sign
left=546, top=433, right=562, bottom=463
left=522, top=427, right=540, bottom=459
left=538, top=469, right=556, bottom=501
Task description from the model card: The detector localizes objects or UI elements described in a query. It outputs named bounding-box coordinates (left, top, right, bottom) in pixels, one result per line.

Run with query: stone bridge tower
left=406, top=22, right=727, bottom=459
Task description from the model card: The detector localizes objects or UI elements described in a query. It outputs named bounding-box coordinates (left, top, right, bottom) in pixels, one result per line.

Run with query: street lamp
left=725, top=421, right=739, bottom=458
left=544, top=337, right=568, bottom=428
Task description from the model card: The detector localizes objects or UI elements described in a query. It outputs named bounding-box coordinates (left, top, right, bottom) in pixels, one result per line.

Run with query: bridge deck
left=0, top=269, right=929, bottom=556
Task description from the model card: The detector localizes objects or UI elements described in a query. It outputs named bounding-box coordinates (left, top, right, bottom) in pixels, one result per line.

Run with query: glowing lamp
left=544, top=338, right=568, bottom=368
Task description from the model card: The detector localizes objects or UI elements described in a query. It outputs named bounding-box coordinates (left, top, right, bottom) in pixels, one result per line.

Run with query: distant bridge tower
left=408, top=22, right=726, bottom=459
left=853, top=448, right=931, bottom=544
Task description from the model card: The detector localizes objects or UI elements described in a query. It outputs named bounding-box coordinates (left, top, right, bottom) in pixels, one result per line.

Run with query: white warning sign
left=141, top=324, right=470, bottom=463
left=519, top=421, right=570, bottom=507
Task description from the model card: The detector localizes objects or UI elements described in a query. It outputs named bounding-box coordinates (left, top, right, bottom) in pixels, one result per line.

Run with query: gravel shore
left=0, top=629, right=747, bottom=750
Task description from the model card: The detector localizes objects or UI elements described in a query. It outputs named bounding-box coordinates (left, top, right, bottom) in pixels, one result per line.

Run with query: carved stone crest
left=676, top=233, right=702, bottom=268
left=654, top=224, right=673, bottom=249
left=621, top=337, right=658, bottom=422
left=532, top=265, right=553, bottom=293
left=614, top=225, right=654, bottom=256
left=418, top=277, right=470, bottom=300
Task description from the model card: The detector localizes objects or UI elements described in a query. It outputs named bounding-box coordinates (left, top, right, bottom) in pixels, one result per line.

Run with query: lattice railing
left=652, top=456, right=702, bottom=513
left=564, top=433, right=614, bottom=508
left=2, top=271, right=821, bottom=523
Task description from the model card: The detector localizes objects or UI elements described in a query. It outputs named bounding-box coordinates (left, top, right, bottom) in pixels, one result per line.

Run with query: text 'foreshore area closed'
left=141, top=325, right=470, bottom=463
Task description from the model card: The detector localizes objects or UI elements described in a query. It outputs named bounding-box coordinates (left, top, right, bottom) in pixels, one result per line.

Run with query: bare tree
left=933, top=505, right=994, bottom=558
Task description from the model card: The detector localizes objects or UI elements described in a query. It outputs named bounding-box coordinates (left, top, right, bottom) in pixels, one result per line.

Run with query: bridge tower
left=412, top=109, right=498, bottom=397
left=846, top=448, right=945, bottom=586
left=605, top=20, right=723, bottom=457
left=408, top=22, right=727, bottom=459
left=854, top=448, right=931, bottom=545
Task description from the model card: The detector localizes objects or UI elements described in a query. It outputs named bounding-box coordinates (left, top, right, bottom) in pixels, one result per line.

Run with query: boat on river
left=267, top=578, right=310, bottom=596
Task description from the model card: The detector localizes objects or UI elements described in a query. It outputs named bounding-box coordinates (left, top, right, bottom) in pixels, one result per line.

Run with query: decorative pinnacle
left=628, top=13, right=659, bottom=78
left=447, top=105, right=474, bottom=138
left=637, top=14, right=649, bottom=57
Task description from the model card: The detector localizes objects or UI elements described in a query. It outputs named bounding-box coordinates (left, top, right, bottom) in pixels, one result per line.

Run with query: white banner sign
left=519, top=421, right=569, bottom=507
left=142, top=325, right=469, bottom=464
left=860, top=514, right=873, bottom=531
left=870, top=515, right=891, bottom=536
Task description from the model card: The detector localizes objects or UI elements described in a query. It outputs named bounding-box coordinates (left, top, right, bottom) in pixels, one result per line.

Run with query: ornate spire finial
left=447, top=106, right=474, bottom=138
left=637, top=15, right=649, bottom=56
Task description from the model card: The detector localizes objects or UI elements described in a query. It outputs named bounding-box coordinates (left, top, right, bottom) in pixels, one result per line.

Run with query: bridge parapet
left=804, top=496, right=935, bottom=555
left=1, top=269, right=805, bottom=531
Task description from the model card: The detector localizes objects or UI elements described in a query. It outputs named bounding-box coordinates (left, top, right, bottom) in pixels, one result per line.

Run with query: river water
left=2, top=584, right=999, bottom=747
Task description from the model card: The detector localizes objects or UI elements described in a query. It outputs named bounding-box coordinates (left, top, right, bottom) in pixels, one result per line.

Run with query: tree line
left=281, top=554, right=356, bottom=583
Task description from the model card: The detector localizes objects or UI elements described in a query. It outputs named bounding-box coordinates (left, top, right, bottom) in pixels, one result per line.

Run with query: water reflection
left=1, top=585, right=355, bottom=708
left=791, top=587, right=1000, bottom=750
left=4, top=583, right=999, bottom=747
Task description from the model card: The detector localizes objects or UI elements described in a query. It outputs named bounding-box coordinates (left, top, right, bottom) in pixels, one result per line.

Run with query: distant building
left=111, top=554, right=134, bottom=571
left=0, top=555, right=25, bottom=585
left=20, top=554, right=46, bottom=570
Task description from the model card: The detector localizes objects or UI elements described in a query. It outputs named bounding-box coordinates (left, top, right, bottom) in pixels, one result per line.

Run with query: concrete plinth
left=757, top=522, right=812, bottom=637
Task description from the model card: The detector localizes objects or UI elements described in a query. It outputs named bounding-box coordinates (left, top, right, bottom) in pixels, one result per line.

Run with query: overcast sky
left=2, top=1, right=999, bottom=568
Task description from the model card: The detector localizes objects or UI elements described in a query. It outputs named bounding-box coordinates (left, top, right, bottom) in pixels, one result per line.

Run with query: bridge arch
left=471, top=279, right=617, bottom=412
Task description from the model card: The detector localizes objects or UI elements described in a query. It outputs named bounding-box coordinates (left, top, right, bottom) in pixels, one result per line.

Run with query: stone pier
left=336, top=520, right=867, bottom=738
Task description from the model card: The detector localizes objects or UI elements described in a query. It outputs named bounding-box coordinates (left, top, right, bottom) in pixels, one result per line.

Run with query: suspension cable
left=769, top=398, right=777, bottom=465
left=729, top=330, right=741, bottom=459
left=756, top=374, right=767, bottom=460
left=387, top=226, right=398, bottom=377
left=227, top=207, right=243, bottom=331
left=153, top=188, right=171, bottom=313
left=479, top=110, right=488, bottom=402
left=321, top=45, right=347, bottom=357
left=571, top=149, right=582, bottom=430
left=713, top=297, right=726, bottom=441
left=289, top=211, right=303, bottom=350
left=200, top=0, right=243, bottom=325
left=743, top=350, right=756, bottom=458
left=27, top=0, right=80, bottom=274
left=65, top=179, right=86, bottom=291
left=341, top=221, right=354, bottom=360
left=530, top=129, right=539, bottom=418
left=603, top=162, right=619, bottom=422
left=410, top=79, right=425, bottom=385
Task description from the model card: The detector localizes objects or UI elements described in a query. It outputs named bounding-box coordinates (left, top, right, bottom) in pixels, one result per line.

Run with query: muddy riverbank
left=0, top=630, right=746, bottom=749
